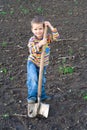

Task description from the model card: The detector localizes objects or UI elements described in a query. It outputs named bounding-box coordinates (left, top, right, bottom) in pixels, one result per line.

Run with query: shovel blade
left=39, top=103, right=50, bottom=118
left=28, top=103, right=38, bottom=118
left=28, top=103, right=49, bottom=118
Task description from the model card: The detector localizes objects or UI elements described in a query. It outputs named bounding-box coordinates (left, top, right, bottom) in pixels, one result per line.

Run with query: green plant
left=20, top=6, right=29, bottom=14
left=83, top=93, right=87, bottom=100
left=68, top=9, right=73, bottom=15
left=2, top=113, right=9, bottom=119
left=74, top=0, right=78, bottom=5
left=16, top=0, right=20, bottom=2
left=68, top=48, right=73, bottom=56
left=0, top=68, right=7, bottom=74
left=1, top=41, right=7, bottom=47
left=37, top=7, right=43, bottom=14
left=58, top=66, right=74, bottom=74
left=10, top=10, right=14, bottom=15
left=0, top=11, right=7, bottom=15
left=63, top=20, right=69, bottom=24
left=62, top=57, right=66, bottom=64
left=10, top=77, right=14, bottom=81
left=58, top=66, right=64, bottom=74
left=83, top=95, right=87, bottom=100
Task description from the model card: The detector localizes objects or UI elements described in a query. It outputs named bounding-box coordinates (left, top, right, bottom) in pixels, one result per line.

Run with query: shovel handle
left=38, top=26, right=47, bottom=98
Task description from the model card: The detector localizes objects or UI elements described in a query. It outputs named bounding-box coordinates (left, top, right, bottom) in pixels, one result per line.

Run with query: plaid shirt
left=28, top=28, right=59, bottom=67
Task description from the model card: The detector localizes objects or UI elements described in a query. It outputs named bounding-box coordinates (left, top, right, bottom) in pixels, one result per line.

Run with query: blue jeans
left=26, top=60, right=47, bottom=101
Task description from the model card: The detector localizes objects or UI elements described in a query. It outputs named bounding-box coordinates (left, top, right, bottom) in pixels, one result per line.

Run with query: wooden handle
left=38, top=26, right=47, bottom=98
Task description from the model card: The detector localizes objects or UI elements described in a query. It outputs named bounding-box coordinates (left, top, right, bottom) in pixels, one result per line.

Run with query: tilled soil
left=0, top=0, right=87, bottom=130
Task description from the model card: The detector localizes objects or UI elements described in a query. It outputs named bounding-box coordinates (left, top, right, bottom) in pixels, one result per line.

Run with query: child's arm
left=28, top=37, right=47, bottom=53
left=45, top=21, right=55, bottom=32
left=44, top=21, right=60, bottom=41
left=36, top=38, right=47, bottom=51
left=27, top=37, right=40, bottom=53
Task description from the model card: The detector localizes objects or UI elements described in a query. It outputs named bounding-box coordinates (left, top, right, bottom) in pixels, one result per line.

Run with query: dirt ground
left=0, top=0, right=87, bottom=130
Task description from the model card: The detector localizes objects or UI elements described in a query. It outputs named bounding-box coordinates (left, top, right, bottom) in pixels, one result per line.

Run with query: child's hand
left=39, top=38, right=47, bottom=46
left=36, top=38, right=47, bottom=49
left=44, top=21, right=54, bottom=31
left=44, top=21, right=51, bottom=27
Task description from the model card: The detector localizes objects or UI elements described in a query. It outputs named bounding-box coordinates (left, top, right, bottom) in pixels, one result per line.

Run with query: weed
left=10, top=10, right=14, bottom=15
left=0, top=68, right=7, bottom=74
left=83, top=93, right=87, bottom=100
left=68, top=48, right=73, bottom=56
left=68, top=9, right=73, bottom=15
left=20, top=6, right=29, bottom=14
left=10, top=77, right=14, bottom=81
left=63, top=20, right=69, bottom=24
left=62, top=57, right=66, bottom=64
left=16, top=0, right=20, bottom=2
left=37, top=6, right=43, bottom=14
left=0, top=10, right=14, bottom=16
left=0, top=41, right=7, bottom=47
left=83, top=95, right=87, bottom=100
left=2, top=113, right=9, bottom=119
left=58, top=66, right=74, bottom=74
left=74, top=0, right=78, bottom=5
left=0, top=11, right=7, bottom=15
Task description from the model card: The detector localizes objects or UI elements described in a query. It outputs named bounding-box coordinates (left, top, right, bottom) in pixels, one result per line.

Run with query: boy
left=27, top=16, right=59, bottom=103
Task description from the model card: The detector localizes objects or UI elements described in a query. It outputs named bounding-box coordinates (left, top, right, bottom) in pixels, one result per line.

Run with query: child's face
left=31, top=23, right=44, bottom=39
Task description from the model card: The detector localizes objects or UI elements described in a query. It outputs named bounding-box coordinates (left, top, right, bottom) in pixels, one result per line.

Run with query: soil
left=0, top=0, right=87, bottom=130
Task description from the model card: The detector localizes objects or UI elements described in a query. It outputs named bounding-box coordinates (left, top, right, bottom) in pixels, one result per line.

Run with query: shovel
left=28, top=26, right=50, bottom=118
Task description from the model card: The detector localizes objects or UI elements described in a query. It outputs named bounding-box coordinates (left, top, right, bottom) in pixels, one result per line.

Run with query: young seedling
left=1, top=68, right=7, bottom=74
left=83, top=93, right=87, bottom=100
left=58, top=66, right=74, bottom=74
left=0, top=113, right=9, bottom=119
left=68, top=48, right=73, bottom=56
left=0, top=11, right=7, bottom=15
left=74, top=0, right=78, bottom=5
left=10, top=9, right=14, bottom=15
left=20, top=6, right=29, bottom=14
left=1, top=41, right=7, bottom=47
left=37, top=6, right=43, bottom=14
left=62, top=57, right=66, bottom=65
left=64, top=66, right=74, bottom=74
left=68, top=9, right=73, bottom=15
left=63, top=20, right=69, bottom=24
left=16, top=0, right=20, bottom=2
left=10, top=77, right=14, bottom=81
